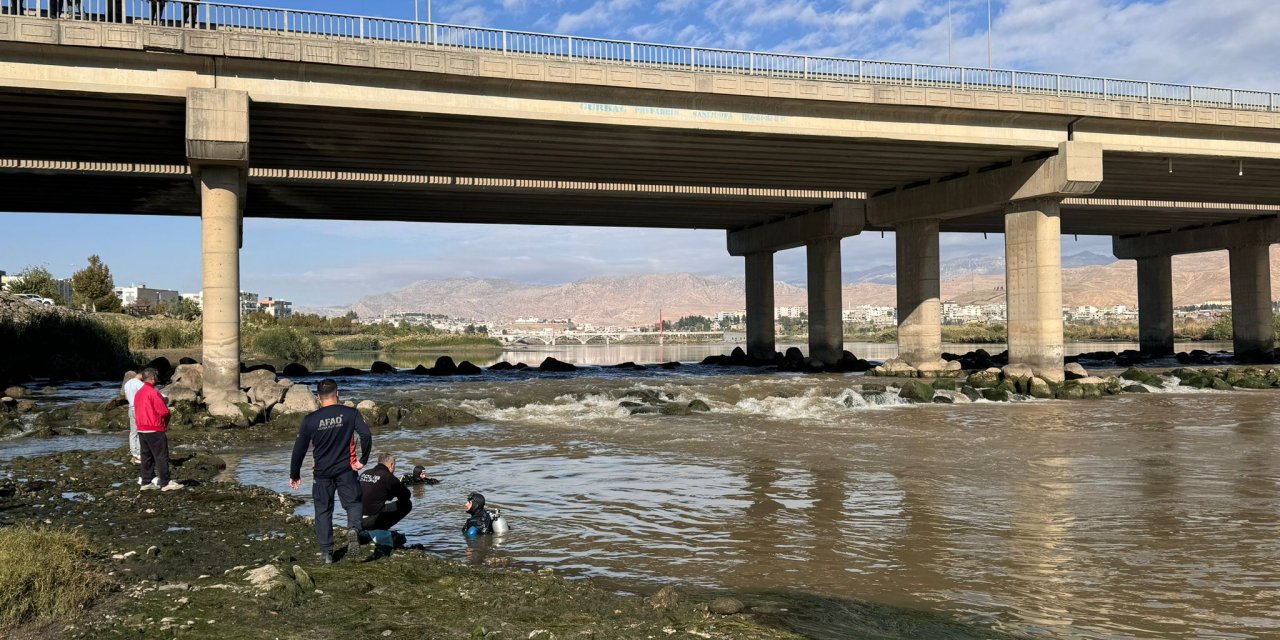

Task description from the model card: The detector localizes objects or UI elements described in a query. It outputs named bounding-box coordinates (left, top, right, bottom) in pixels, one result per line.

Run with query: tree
left=164, top=297, right=202, bottom=321
left=8, top=265, right=64, bottom=304
left=71, top=255, right=121, bottom=312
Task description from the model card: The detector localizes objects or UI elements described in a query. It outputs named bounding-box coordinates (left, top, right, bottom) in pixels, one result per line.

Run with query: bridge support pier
left=1136, top=255, right=1174, bottom=356
left=744, top=251, right=776, bottom=359
left=1004, top=199, right=1065, bottom=382
left=895, top=219, right=941, bottom=365
left=187, top=88, right=250, bottom=404
left=1229, top=243, right=1275, bottom=357
left=806, top=236, right=844, bottom=366
left=200, top=166, right=244, bottom=404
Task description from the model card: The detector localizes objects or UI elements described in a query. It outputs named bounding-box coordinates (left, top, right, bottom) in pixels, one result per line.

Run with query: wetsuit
left=290, top=404, right=372, bottom=553
left=359, top=463, right=412, bottom=532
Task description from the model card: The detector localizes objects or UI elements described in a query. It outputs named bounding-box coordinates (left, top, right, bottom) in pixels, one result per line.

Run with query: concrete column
left=1229, top=243, right=1275, bottom=356
left=744, top=251, right=776, bottom=359
left=806, top=236, right=843, bottom=365
left=201, top=166, right=243, bottom=403
left=1136, top=254, right=1174, bottom=356
left=1004, top=199, right=1064, bottom=382
left=895, top=219, right=941, bottom=365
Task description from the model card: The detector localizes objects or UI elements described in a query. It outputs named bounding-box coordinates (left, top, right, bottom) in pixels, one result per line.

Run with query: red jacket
left=135, top=381, right=170, bottom=433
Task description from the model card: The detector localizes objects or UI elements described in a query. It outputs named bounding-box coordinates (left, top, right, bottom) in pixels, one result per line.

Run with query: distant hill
left=335, top=249, right=1279, bottom=326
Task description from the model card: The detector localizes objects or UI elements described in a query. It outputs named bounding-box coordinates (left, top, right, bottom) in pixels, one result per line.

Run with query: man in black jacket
left=289, top=379, right=373, bottom=563
left=359, top=453, right=413, bottom=558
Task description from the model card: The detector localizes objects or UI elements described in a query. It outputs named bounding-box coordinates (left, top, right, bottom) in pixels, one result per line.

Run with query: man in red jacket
left=135, top=367, right=182, bottom=492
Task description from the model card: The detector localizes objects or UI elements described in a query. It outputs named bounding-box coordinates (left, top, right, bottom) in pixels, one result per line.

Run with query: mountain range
left=324, top=249, right=1280, bottom=326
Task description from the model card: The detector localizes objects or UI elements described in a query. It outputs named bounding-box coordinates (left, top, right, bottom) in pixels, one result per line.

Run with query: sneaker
left=140, top=483, right=159, bottom=491
left=323, top=552, right=335, bottom=565
left=161, top=481, right=184, bottom=492
left=137, top=477, right=144, bottom=486
left=346, top=529, right=361, bottom=558
left=131, top=456, right=142, bottom=464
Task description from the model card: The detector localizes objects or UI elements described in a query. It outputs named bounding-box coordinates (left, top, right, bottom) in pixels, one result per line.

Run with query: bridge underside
left=3, top=87, right=1280, bottom=235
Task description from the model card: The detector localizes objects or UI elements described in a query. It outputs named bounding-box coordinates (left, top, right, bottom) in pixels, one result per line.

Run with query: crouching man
left=359, top=452, right=413, bottom=560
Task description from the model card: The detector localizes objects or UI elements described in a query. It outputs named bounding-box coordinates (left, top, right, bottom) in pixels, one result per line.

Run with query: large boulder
left=370, top=361, right=396, bottom=374
left=277, top=385, right=320, bottom=415
left=1001, top=364, right=1035, bottom=382
left=538, top=357, right=578, bottom=372
left=916, top=359, right=963, bottom=379
left=897, top=381, right=935, bottom=403
left=456, top=361, right=483, bottom=375
left=395, top=403, right=478, bottom=428
left=488, top=361, right=515, bottom=371
left=282, top=363, right=310, bottom=377
left=3, top=385, right=28, bottom=399
left=870, top=359, right=917, bottom=378
left=240, top=368, right=277, bottom=390
left=248, top=381, right=290, bottom=407
left=171, top=364, right=204, bottom=394
left=430, top=356, right=458, bottom=376
left=329, top=367, right=366, bottom=377
left=1119, top=367, right=1164, bottom=388
left=1028, top=377, right=1055, bottom=399
left=164, top=382, right=199, bottom=404
left=144, top=357, right=174, bottom=382
left=966, top=368, right=1002, bottom=389
left=1063, top=363, right=1088, bottom=381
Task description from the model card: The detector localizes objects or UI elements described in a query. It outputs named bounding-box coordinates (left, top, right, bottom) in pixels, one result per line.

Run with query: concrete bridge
left=3, top=1, right=1280, bottom=401
left=495, top=331, right=724, bottom=346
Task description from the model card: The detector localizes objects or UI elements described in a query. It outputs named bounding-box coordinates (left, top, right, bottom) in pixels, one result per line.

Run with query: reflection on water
left=231, top=371, right=1280, bottom=639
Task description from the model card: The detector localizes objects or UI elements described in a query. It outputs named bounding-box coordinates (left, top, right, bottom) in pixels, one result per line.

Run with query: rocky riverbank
left=0, top=448, right=814, bottom=640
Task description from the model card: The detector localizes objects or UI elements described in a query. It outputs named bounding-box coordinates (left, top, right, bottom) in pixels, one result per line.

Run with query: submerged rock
left=282, top=363, right=310, bottom=377
left=456, top=361, right=483, bottom=375
left=370, top=361, right=396, bottom=374
left=538, top=357, right=578, bottom=372
left=708, top=597, right=745, bottom=615
left=897, top=381, right=935, bottom=403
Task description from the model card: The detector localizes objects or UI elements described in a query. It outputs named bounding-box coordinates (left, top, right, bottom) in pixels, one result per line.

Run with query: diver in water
left=401, top=464, right=440, bottom=486
left=463, top=492, right=494, bottom=537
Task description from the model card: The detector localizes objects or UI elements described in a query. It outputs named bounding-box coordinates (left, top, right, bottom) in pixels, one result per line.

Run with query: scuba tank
left=489, top=509, right=509, bottom=534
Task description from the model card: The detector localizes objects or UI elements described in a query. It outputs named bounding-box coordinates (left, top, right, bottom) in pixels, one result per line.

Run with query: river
left=9, top=342, right=1276, bottom=639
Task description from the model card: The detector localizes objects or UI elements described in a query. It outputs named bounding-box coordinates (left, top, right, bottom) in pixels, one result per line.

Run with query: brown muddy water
left=207, top=365, right=1280, bottom=640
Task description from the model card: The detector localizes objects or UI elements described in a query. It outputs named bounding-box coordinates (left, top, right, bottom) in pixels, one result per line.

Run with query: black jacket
left=289, top=405, right=372, bottom=480
left=359, top=463, right=411, bottom=517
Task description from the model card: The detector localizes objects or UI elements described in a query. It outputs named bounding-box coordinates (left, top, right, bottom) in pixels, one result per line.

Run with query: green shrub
left=0, top=527, right=107, bottom=627
left=0, top=311, right=133, bottom=383
left=252, top=327, right=323, bottom=362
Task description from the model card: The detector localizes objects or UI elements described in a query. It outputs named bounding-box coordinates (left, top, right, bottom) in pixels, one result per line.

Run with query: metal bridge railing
left=6, top=0, right=1277, bottom=112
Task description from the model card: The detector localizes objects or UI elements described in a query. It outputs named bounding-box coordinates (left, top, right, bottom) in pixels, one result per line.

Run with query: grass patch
left=0, top=526, right=107, bottom=627
left=322, top=335, right=383, bottom=352
left=381, top=334, right=502, bottom=352
left=97, top=314, right=203, bottom=350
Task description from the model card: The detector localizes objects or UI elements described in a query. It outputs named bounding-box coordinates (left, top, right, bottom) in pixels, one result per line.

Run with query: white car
left=15, top=293, right=54, bottom=305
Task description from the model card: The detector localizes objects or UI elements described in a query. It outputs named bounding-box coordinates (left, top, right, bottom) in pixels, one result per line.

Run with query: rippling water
left=221, top=362, right=1280, bottom=639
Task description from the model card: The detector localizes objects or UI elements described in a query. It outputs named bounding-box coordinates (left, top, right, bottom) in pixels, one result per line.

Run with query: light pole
left=987, top=0, right=993, bottom=68
left=947, top=0, right=953, bottom=65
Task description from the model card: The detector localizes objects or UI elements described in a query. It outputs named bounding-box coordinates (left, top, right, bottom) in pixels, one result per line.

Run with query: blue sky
left=4, top=0, right=1279, bottom=307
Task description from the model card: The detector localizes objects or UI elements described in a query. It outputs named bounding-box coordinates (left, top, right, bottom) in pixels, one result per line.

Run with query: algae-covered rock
left=1028, top=377, right=1055, bottom=399
left=1122, top=384, right=1151, bottom=393
left=396, top=403, right=478, bottom=428
left=898, top=381, right=935, bottom=403
left=687, top=399, right=710, bottom=412
left=708, top=597, right=745, bottom=615
left=1120, top=368, right=1164, bottom=388
left=966, top=369, right=1001, bottom=389
left=981, top=388, right=1010, bottom=402
left=931, top=378, right=956, bottom=391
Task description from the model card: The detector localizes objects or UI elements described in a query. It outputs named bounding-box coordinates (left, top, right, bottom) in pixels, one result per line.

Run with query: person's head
left=141, top=367, right=159, bottom=383
left=378, top=452, right=395, bottom=473
left=412, top=465, right=426, bottom=481
left=316, top=379, right=339, bottom=406
left=466, top=492, right=485, bottom=513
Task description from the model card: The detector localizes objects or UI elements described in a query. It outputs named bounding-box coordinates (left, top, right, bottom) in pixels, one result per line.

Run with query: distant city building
left=1, top=271, right=73, bottom=303
left=240, top=292, right=259, bottom=316
left=115, top=284, right=180, bottom=310
left=843, top=305, right=897, bottom=326
left=775, top=305, right=805, bottom=318
left=180, top=291, right=203, bottom=308
left=259, top=297, right=293, bottom=319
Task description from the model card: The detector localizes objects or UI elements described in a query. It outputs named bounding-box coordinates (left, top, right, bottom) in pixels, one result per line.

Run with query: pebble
left=146, top=546, right=160, bottom=557
left=708, top=597, right=745, bottom=615
left=382, top=632, right=392, bottom=637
